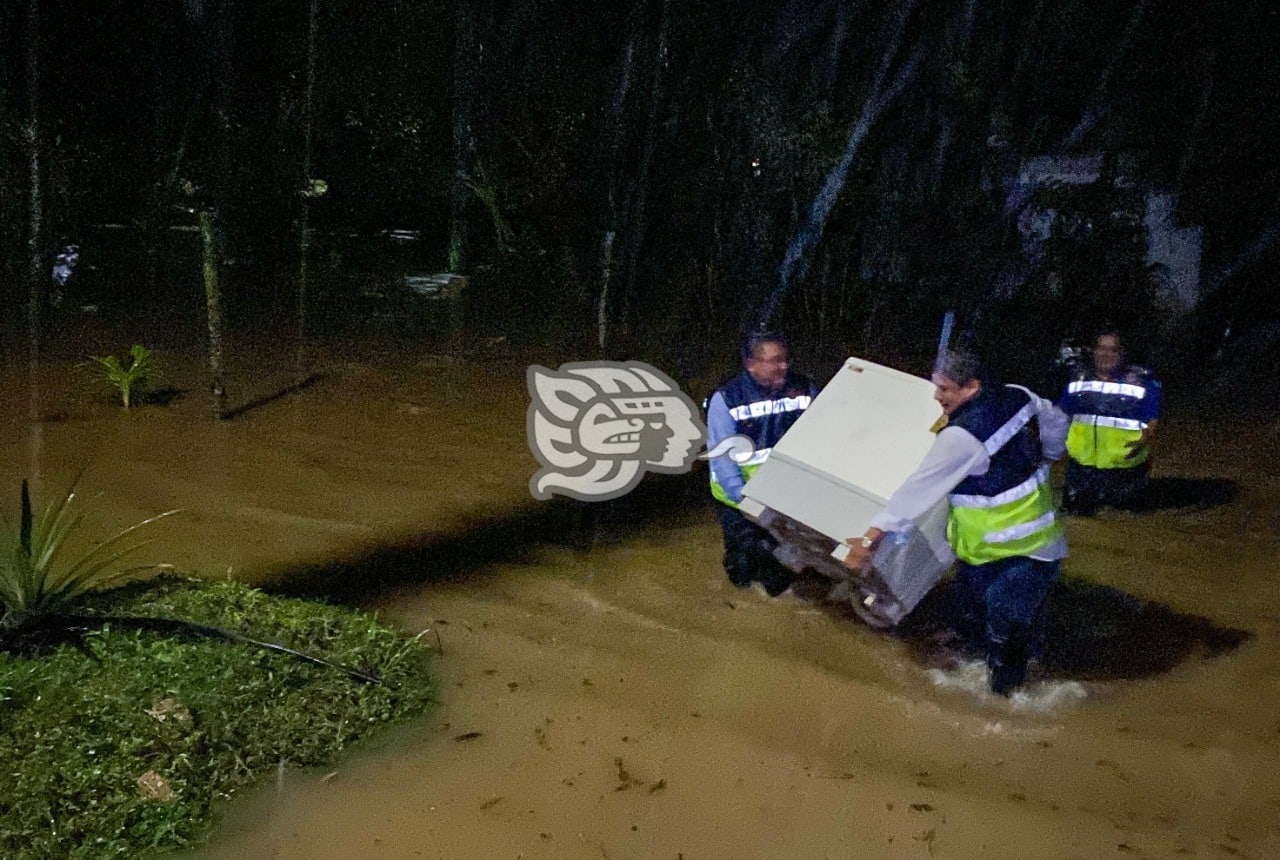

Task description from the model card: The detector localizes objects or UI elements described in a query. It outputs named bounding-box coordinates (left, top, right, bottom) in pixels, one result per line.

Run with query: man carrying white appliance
left=842, top=348, right=1070, bottom=696
left=705, top=329, right=818, bottom=596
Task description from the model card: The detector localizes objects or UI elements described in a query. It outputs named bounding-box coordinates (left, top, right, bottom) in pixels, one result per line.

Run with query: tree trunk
left=1207, top=217, right=1280, bottom=299
left=767, top=0, right=842, bottom=69
left=144, top=6, right=165, bottom=290
left=597, top=34, right=638, bottom=356
left=620, top=0, right=673, bottom=336
left=25, top=0, right=43, bottom=370
left=930, top=0, right=976, bottom=197
left=597, top=231, right=616, bottom=354
left=1174, top=49, right=1214, bottom=198
left=296, top=0, right=319, bottom=384
left=1005, top=0, right=1048, bottom=112
left=147, top=81, right=206, bottom=292
left=448, top=0, right=478, bottom=274
left=1056, top=0, right=1146, bottom=153
left=761, top=0, right=924, bottom=329
left=25, top=0, right=44, bottom=489
left=212, top=0, right=234, bottom=205
left=199, top=210, right=227, bottom=419
left=818, top=0, right=850, bottom=91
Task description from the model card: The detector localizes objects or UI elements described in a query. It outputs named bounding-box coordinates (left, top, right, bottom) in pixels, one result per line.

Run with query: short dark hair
left=742, top=329, right=790, bottom=362
left=935, top=348, right=989, bottom=386
left=1095, top=329, right=1123, bottom=348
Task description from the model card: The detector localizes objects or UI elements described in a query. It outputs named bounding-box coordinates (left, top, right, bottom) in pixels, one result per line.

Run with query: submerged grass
left=0, top=577, right=436, bottom=858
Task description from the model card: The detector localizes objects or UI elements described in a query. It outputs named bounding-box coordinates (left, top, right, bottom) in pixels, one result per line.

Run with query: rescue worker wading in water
left=843, top=349, right=1070, bottom=696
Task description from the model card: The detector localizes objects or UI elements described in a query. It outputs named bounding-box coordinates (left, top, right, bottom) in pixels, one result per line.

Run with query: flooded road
left=2, top=340, right=1278, bottom=858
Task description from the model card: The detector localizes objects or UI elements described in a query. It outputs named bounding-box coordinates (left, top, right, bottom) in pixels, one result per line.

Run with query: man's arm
left=1125, top=418, right=1159, bottom=459
left=1033, top=391, right=1069, bottom=462
left=1128, top=377, right=1161, bottom=458
left=844, top=427, right=988, bottom=569
left=1005, top=384, right=1069, bottom=461
left=1141, top=377, right=1162, bottom=422
left=870, top=427, right=988, bottom=531
left=706, top=391, right=746, bottom=503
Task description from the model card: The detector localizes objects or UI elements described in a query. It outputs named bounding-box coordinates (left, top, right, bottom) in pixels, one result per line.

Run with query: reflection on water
left=2, top=341, right=1278, bottom=859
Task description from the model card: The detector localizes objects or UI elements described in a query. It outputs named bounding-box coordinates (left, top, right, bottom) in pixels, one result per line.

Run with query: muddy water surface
left=3, top=344, right=1278, bottom=859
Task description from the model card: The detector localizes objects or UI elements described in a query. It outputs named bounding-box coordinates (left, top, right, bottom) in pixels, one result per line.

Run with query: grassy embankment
left=0, top=577, right=436, bottom=858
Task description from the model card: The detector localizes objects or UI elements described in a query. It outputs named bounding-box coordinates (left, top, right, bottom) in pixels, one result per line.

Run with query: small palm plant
left=90, top=344, right=156, bottom=408
left=0, top=480, right=177, bottom=633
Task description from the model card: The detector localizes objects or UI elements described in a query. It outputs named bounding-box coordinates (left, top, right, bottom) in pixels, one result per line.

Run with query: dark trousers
left=952, top=556, right=1060, bottom=693
left=1064, top=459, right=1149, bottom=514
left=716, top=505, right=794, bottom=596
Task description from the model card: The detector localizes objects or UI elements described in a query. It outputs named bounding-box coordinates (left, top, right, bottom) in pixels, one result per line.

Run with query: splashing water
left=928, top=659, right=1088, bottom=712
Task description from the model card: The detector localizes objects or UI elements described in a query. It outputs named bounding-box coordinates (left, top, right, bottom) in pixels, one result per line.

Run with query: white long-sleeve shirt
left=869, top=387, right=1070, bottom=562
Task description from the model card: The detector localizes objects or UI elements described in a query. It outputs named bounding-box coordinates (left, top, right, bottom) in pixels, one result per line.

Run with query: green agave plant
left=0, top=481, right=379, bottom=682
left=0, top=480, right=177, bottom=631
left=90, top=344, right=155, bottom=408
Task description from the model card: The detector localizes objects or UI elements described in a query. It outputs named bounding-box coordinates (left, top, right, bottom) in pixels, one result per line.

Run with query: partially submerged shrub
left=90, top=344, right=156, bottom=408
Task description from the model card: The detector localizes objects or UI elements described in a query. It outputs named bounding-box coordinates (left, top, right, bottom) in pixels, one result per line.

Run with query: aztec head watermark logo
left=526, top=361, right=754, bottom=502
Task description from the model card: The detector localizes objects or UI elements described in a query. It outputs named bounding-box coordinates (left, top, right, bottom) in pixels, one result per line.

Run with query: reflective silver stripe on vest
left=728, top=395, right=812, bottom=421
left=981, top=402, right=1036, bottom=458
left=1071, top=414, right=1146, bottom=432
left=983, top=510, right=1057, bottom=544
left=1067, top=380, right=1146, bottom=399
left=950, top=464, right=1050, bottom=509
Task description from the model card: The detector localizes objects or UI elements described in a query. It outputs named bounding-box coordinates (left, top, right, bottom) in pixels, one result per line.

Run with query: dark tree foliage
left=0, top=0, right=1277, bottom=379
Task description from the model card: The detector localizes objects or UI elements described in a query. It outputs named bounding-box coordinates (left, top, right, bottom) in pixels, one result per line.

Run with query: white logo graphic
left=527, top=361, right=753, bottom=501
left=700, top=435, right=757, bottom=463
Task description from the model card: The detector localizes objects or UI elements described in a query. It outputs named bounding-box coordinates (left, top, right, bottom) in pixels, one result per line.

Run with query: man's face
left=1092, top=334, right=1122, bottom=377
left=746, top=341, right=789, bottom=391
left=933, top=373, right=981, bottom=415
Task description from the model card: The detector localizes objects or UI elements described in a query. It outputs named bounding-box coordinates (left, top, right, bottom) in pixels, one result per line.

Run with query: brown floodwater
left=3, top=335, right=1278, bottom=859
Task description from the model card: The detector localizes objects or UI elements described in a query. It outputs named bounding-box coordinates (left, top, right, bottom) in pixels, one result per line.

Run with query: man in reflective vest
left=1059, top=331, right=1161, bottom=515
left=843, top=349, right=1069, bottom=696
left=705, top=330, right=819, bottom=596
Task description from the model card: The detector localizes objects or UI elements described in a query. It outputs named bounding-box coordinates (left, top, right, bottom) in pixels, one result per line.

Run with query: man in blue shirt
left=705, top=331, right=818, bottom=595
left=1058, top=331, right=1161, bottom=515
